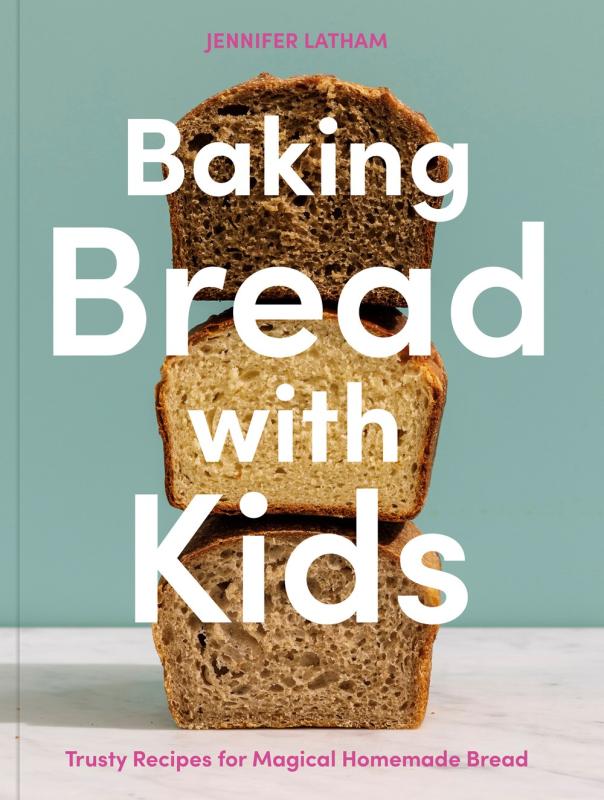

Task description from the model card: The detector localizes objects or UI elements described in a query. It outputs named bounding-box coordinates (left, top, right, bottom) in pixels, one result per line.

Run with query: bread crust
left=152, top=518, right=440, bottom=729
left=178, top=73, right=446, bottom=147
left=166, top=73, right=448, bottom=304
left=156, top=306, right=447, bottom=522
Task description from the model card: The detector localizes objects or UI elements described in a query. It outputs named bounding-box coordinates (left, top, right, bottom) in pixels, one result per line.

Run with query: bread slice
left=156, top=308, right=446, bottom=521
left=152, top=515, right=440, bottom=729
left=168, top=73, right=448, bottom=305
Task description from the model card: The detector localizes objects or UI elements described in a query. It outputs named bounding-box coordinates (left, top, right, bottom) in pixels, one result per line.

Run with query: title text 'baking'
left=127, top=116, right=467, bottom=222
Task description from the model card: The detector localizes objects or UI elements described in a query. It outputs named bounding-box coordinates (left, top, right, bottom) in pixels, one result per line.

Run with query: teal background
left=3, top=0, right=18, bottom=628
left=12, top=0, right=604, bottom=626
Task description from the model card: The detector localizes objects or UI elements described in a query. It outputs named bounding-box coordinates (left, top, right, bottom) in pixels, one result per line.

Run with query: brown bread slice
left=156, top=308, right=446, bottom=521
left=152, top=515, right=440, bottom=729
left=168, top=73, right=448, bottom=305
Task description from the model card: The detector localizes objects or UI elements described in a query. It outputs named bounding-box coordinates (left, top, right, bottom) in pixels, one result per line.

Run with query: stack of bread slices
left=153, top=74, right=448, bottom=729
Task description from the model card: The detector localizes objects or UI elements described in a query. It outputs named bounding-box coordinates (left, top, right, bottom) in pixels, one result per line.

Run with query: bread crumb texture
left=169, top=73, right=447, bottom=304
left=157, top=312, right=446, bottom=521
left=153, top=525, right=439, bottom=729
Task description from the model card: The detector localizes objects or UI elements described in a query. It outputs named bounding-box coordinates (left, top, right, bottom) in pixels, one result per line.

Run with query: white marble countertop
left=1, top=628, right=603, bottom=799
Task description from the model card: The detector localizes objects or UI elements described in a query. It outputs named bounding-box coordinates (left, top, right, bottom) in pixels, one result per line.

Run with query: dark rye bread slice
left=156, top=307, right=447, bottom=522
left=167, top=73, right=448, bottom=305
left=152, top=515, right=441, bottom=729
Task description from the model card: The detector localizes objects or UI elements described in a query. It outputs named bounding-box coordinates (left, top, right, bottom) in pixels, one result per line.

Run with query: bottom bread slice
left=152, top=517, right=440, bottom=729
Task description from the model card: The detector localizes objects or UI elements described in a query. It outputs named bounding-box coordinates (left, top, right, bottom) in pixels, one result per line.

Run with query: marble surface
left=2, top=628, right=603, bottom=799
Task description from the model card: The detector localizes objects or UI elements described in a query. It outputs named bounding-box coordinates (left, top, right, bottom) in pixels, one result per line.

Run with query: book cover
left=4, top=1, right=603, bottom=798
